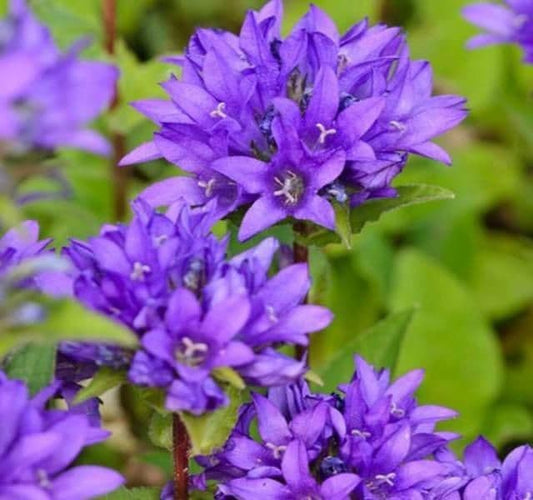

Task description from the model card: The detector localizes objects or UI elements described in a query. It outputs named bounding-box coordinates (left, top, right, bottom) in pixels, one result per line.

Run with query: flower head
left=62, top=199, right=332, bottom=414
left=194, top=355, right=457, bottom=498
left=0, top=371, right=123, bottom=499
left=0, top=0, right=118, bottom=154
left=464, top=0, right=533, bottom=64
left=122, top=0, right=466, bottom=239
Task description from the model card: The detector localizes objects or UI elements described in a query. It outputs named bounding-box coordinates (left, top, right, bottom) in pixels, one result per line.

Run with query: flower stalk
left=173, top=414, right=190, bottom=500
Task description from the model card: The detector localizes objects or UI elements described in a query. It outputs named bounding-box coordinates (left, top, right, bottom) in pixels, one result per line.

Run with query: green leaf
left=99, top=487, right=160, bottom=500
left=212, top=367, right=246, bottom=390
left=148, top=411, right=173, bottom=450
left=74, top=368, right=127, bottom=404
left=4, top=343, right=56, bottom=395
left=318, top=309, right=415, bottom=392
left=298, top=185, right=454, bottom=247
left=350, top=185, right=455, bottom=234
left=391, top=250, right=504, bottom=445
left=334, top=201, right=352, bottom=249
left=482, top=403, right=533, bottom=450
left=179, top=386, right=244, bottom=456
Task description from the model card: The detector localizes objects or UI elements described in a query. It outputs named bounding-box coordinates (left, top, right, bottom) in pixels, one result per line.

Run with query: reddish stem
left=102, top=0, right=128, bottom=221
left=172, top=414, right=190, bottom=500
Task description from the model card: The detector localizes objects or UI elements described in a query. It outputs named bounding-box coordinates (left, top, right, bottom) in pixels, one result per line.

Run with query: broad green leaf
left=470, top=234, right=533, bottom=320
left=179, top=386, right=244, bottom=456
left=4, top=343, right=56, bottom=395
left=391, top=250, right=503, bottom=444
left=482, top=404, right=533, bottom=450
left=212, top=367, right=246, bottom=390
left=299, top=185, right=454, bottom=247
left=99, top=487, right=160, bottom=500
left=0, top=299, right=135, bottom=358
left=74, top=368, right=127, bottom=404
left=38, top=299, right=136, bottom=346
left=148, top=411, right=173, bottom=451
left=350, top=185, right=455, bottom=234
left=319, top=309, right=415, bottom=392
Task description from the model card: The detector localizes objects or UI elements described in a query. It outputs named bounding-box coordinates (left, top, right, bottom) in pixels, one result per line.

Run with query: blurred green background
left=2, top=0, right=533, bottom=486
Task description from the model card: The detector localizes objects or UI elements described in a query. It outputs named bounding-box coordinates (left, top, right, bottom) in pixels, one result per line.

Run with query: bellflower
left=195, top=355, right=457, bottom=499
left=434, top=437, right=533, bottom=499
left=464, top=0, right=533, bottom=63
left=61, top=199, right=332, bottom=414
left=121, top=0, right=466, bottom=239
left=0, top=371, right=124, bottom=499
left=0, top=0, right=118, bottom=154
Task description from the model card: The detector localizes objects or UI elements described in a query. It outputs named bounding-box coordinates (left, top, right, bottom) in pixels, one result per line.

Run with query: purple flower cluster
left=0, top=371, right=123, bottom=499
left=61, top=200, right=332, bottom=414
left=192, top=356, right=533, bottom=499
left=0, top=0, right=118, bottom=155
left=121, top=0, right=467, bottom=240
left=194, top=356, right=458, bottom=499
left=464, top=0, right=533, bottom=64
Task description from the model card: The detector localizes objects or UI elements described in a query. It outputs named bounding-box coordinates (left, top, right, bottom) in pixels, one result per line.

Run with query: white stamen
left=273, top=171, right=303, bottom=205
left=351, top=429, right=371, bottom=439
left=198, top=178, right=216, bottom=197
left=316, top=123, right=337, bottom=144
left=176, top=336, right=209, bottom=367
left=210, top=102, right=227, bottom=119
left=130, top=262, right=151, bottom=281
left=154, top=234, right=168, bottom=246
left=265, top=442, right=287, bottom=459
left=266, top=305, right=278, bottom=323
left=37, top=469, right=51, bottom=489
left=391, top=402, right=405, bottom=418
left=390, top=120, right=407, bottom=132
left=375, top=473, right=396, bottom=487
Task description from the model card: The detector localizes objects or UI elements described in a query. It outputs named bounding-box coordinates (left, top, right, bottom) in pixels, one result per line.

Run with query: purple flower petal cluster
left=464, top=0, right=533, bottom=63
left=435, top=437, right=533, bottom=499
left=194, top=355, right=459, bottom=499
left=61, top=199, right=332, bottom=414
left=0, top=371, right=124, bottom=499
left=121, top=0, right=467, bottom=240
left=0, top=0, right=118, bottom=155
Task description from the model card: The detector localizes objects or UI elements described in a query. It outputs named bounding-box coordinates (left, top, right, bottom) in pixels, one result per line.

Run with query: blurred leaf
left=74, top=368, right=127, bottom=404
left=148, top=411, right=173, bottom=450
left=99, top=487, right=160, bottom=500
left=212, top=367, right=246, bottom=391
left=470, top=234, right=533, bottom=320
left=319, top=309, right=415, bottom=392
left=4, top=342, right=56, bottom=395
left=482, top=403, right=533, bottom=450
left=179, top=386, right=244, bottom=456
left=392, top=250, right=503, bottom=444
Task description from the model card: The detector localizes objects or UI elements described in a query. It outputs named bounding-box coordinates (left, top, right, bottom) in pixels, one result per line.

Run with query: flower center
left=375, top=472, right=396, bottom=487
left=389, top=120, right=407, bottom=132
left=175, top=336, right=208, bottom=367
left=390, top=402, right=405, bottom=418
left=183, top=258, right=205, bottom=293
left=273, top=171, right=304, bottom=205
left=198, top=178, right=216, bottom=197
left=130, top=262, right=151, bottom=281
left=351, top=429, right=371, bottom=439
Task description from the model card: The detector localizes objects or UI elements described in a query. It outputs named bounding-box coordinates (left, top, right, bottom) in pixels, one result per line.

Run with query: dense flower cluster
left=464, top=0, right=533, bottom=64
left=191, top=356, right=533, bottom=499
left=0, top=0, right=118, bottom=154
left=60, top=200, right=332, bottom=414
left=0, top=371, right=123, bottom=499
left=121, top=0, right=467, bottom=240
